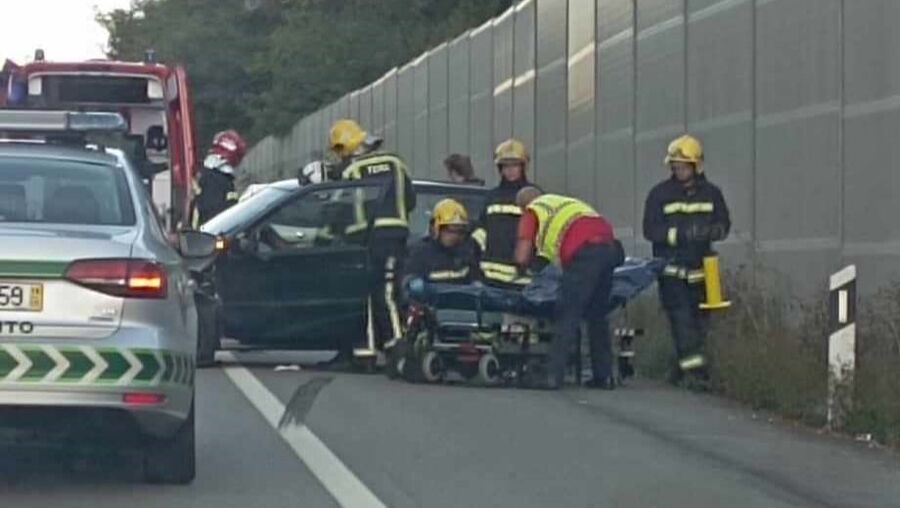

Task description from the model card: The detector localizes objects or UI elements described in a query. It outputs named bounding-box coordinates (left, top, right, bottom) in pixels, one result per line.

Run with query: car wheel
left=143, top=403, right=196, bottom=484
left=196, top=298, right=221, bottom=368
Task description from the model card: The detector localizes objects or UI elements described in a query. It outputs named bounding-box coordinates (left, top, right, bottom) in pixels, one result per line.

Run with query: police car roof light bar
left=0, top=110, right=128, bottom=134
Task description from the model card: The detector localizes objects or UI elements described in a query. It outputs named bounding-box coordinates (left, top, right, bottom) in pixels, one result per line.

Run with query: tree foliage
left=98, top=0, right=511, bottom=146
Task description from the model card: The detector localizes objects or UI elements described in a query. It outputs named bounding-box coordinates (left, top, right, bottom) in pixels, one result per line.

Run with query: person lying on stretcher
left=403, top=199, right=483, bottom=288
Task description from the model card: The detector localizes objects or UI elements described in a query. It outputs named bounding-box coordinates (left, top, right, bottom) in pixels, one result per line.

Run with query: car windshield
left=0, top=156, right=135, bottom=226
left=201, top=185, right=292, bottom=235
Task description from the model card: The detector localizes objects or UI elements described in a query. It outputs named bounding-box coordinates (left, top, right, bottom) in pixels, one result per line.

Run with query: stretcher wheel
left=421, top=351, right=445, bottom=383
left=477, top=354, right=501, bottom=385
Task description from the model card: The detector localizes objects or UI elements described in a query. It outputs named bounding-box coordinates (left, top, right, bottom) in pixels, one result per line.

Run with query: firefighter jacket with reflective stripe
left=526, top=194, right=600, bottom=266
left=342, top=152, right=416, bottom=240
left=194, top=167, right=237, bottom=226
left=473, top=178, right=532, bottom=285
left=642, top=176, right=731, bottom=276
left=403, top=236, right=481, bottom=285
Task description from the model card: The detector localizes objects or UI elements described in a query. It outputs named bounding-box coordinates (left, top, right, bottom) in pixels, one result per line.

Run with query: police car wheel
left=477, top=354, right=501, bottom=385
left=143, top=402, right=196, bottom=484
left=421, top=351, right=444, bottom=383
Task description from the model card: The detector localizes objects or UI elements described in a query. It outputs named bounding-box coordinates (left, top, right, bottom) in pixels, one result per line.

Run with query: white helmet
left=299, top=160, right=328, bottom=185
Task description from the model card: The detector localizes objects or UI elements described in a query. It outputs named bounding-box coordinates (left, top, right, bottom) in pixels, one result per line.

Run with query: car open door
left=218, top=181, right=382, bottom=349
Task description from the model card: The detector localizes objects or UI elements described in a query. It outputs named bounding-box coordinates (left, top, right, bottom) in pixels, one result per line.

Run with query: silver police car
left=0, top=111, right=214, bottom=484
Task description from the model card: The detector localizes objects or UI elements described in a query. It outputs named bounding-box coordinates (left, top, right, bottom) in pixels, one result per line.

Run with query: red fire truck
left=4, top=51, right=198, bottom=232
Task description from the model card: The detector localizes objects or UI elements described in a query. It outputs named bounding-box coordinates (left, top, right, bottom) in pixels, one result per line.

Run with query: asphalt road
left=1, top=351, right=898, bottom=508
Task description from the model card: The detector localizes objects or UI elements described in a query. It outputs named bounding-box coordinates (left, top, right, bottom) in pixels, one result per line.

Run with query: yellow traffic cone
left=699, top=254, right=731, bottom=310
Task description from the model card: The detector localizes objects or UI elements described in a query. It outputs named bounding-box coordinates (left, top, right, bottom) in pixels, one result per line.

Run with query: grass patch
left=847, top=283, right=900, bottom=446
left=626, top=266, right=900, bottom=447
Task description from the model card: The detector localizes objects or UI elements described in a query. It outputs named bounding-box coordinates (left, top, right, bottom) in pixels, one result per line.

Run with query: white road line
left=221, top=354, right=387, bottom=508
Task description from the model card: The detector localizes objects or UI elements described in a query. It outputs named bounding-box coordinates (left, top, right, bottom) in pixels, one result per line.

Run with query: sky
left=2, top=0, right=133, bottom=63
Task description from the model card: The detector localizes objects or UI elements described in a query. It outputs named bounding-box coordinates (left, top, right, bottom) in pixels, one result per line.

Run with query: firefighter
left=328, top=119, right=416, bottom=361
left=642, top=134, right=731, bottom=381
left=514, top=187, right=620, bottom=390
left=472, top=139, right=535, bottom=289
left=193, top=130, right=246, bottom=226
left=389, top=199, right=480, bottom=380
left=404, top=199, right=481, bottom=286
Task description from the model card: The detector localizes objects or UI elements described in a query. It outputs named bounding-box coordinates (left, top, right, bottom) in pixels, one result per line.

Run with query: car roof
left=262, top=177, right=488, bottom=194
left=0, top=142, right=120, bottom=166
left=412, top=179, right=489, bottom=193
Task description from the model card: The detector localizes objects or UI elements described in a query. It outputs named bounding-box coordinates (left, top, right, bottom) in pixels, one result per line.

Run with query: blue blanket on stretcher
left=407, top=257, right=665, bottom=318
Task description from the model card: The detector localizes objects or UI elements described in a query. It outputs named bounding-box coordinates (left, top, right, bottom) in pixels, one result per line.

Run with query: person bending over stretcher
left=514, top=187, right=622, bottom=390
left=403, top=199, right=482, bottom=287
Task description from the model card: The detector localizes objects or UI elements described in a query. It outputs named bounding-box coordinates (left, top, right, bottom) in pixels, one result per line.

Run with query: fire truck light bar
left=0, top=110, right=127, bottom=133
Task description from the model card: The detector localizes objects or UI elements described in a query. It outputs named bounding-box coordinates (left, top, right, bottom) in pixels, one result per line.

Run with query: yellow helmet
left=329, top=119, right=368, bottom=158
left=432, top=198, right=469, bottom=230
left=665, top=134, right=704, bottom=169
left=494, top=138, right=530, bottom=166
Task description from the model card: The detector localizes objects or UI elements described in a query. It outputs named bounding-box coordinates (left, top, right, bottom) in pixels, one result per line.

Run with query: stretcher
left=387, top=258, right=664, bottom=386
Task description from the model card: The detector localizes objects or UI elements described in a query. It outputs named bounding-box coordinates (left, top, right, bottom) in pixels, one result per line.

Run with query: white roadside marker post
left=827, top=265, right=857, bottom=429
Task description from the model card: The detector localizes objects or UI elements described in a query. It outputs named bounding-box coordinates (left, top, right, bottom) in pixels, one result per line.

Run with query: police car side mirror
left=178, top=230, right=217, bottom=258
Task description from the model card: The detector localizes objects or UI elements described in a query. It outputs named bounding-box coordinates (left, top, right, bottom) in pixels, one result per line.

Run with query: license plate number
left=0, top=282, right=43, bottom=311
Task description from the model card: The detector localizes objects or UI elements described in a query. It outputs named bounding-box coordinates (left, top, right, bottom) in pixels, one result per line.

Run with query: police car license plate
left=0, top=282, right=43, bottom=312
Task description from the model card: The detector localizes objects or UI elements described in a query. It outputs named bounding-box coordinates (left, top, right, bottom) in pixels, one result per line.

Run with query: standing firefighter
left=642, top=134, right=731, bottom=380
left=514, top=188, right=620, bottom=390
left=193, top=130, right=247, bottom=226
left=473, top=139, right=535, bottom=288
left=328, top=119, right=416, bottom=361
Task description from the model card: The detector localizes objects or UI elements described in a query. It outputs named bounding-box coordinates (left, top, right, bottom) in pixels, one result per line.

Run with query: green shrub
left=847, top=283, right=900, bottom=446
left=624, top=266, right=899, bottom=446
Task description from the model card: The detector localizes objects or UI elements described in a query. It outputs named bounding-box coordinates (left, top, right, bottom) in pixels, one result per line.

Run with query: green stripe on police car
left=0, top=344, right=192, bottom=386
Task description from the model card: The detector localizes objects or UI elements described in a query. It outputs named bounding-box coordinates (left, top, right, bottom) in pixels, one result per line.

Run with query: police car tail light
left=65, top=259, right=168, bottom=299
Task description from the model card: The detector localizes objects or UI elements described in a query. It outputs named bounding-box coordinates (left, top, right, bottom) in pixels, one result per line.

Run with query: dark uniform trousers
left=551, top=242, right=618, bottom=385
left=658, top=277, right=709, bottom=361
left=363, top=238, right=406, bottom=355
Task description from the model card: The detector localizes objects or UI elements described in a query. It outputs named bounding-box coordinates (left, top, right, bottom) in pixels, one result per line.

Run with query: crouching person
left=387, top=199, right=481, bottom=379
left=404, top=199, right=482, bottom=286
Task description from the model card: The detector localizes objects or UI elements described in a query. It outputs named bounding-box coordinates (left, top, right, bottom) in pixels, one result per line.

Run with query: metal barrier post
left=827, top=265, right=857, bottom=428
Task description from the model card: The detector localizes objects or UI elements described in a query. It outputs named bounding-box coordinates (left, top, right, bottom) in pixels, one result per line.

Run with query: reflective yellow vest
left=526, top=194, right=599, bottom=265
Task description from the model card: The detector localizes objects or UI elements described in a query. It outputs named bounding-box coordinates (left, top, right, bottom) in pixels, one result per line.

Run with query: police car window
left=0, top=157, right=135, bottom=226
left=138, top=184, right=168, bottom=242
left=258, top=185, right=380, bottom=251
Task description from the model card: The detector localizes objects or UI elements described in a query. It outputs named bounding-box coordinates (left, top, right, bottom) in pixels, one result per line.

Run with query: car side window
left=257, top=184, right=381, bottom=252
